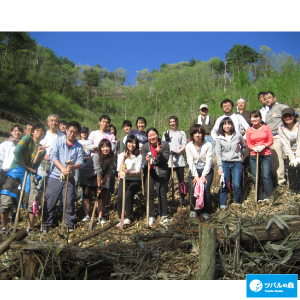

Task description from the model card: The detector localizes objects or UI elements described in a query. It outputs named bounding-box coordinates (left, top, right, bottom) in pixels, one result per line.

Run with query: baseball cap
left=81, top=127, right=89, bottom=133
left=199, top=104, right=208, bottom=110
left=282, top=107, right=295, bottom=116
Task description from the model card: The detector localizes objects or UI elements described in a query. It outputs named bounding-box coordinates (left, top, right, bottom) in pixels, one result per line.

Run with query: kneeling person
left=43, top=121, right=84, bottom=232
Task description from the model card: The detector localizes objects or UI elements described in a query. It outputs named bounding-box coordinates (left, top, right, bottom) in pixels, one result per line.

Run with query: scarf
left=9, top=136, right=21, bottom=145
left=198, top=115, right=210, bottom=125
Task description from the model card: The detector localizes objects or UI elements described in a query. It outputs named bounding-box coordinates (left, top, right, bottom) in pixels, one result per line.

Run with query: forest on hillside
left=1, top=32, right=300, bottom=138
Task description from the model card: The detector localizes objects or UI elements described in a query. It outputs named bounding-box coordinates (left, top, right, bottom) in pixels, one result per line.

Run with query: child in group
left=162, top=116, right=187, bottom=205
left=79, top=139, right=114, bottom=224
left=216, top=117, right=246, bottom=209
left=117, top=135, right=142, bottom=226
left=119, top=120, right=132, bottom=153
left=78, top=127, right=92, bottom=162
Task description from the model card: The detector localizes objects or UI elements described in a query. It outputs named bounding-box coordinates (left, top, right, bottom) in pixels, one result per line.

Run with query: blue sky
left=29, top=32, right=300, bottom=86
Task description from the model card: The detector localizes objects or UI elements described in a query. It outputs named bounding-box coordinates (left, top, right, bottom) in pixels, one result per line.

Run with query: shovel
left=13, top=170, right=28, bottom=235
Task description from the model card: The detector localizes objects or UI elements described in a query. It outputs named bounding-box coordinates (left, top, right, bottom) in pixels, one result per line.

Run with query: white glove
left=289, top=159, right=298, bottom=167
left=253, top=145, right=266, bottom=152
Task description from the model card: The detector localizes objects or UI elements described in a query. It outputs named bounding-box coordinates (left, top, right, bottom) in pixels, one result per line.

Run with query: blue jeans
left=204, top=135, right=215, bottom=154
left=220, top=162, right=242, bottom=206
left=249, top=155, right=273, bottom=200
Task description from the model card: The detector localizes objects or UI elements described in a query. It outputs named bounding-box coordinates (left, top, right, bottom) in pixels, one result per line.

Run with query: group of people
left=0, top=90, right=299, bottom=234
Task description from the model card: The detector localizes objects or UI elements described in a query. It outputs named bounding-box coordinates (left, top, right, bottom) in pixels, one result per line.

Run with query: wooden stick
left=60, top=172, right=70, bottom=235
left=89, top=193, right=99, bottom=230
left=0, top=228, right=28, bottom=256
left=255, top=152, right=259, bottom=203
left=13, top=170, right=28, bottom=235
left=146, top=160, right=150, bottom=227
left=171, top=154, right=175, bottom=202
left=40, top=161, right=47, bottom=235
left=141, top=164, right=144, bottom=196
left=120, top=174, right=126, bottom=230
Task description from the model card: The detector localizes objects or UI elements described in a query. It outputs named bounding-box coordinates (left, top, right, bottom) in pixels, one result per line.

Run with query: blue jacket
left=49, top=135, right=84, bottom=180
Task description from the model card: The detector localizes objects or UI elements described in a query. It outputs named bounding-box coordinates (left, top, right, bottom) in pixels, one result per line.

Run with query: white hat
left=199, top=104, right=208, bottom=110
left=237, top=98, right=246, bottom=103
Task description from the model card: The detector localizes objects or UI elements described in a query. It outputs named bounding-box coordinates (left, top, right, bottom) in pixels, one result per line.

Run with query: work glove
left=289, top=159, right=298, bottom=167
left=253, top=145, right=266, bottom=153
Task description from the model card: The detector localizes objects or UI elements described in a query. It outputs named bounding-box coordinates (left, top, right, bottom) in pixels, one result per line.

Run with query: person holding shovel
left=79, top=138, right=115, bottom=224
left=0, top=124, right=47, bottom=234
left=246, top=110, right=273, bottom=202
left=42, top=121, right=84, bottom=232
left=142, top=127, right=170, bottom=226
left=116, top=135, right=142, bottom=226
left=162, top=116, right=187, bottom=205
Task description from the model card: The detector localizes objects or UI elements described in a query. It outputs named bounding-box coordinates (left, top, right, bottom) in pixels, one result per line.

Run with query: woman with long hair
left=246, top=110, right=273, bottom=202
left=116, top=135, right=142, bottom=226
left=216, top=117, right=246, bottom=209
left=79, top=139, right=114, bottom=224
left=278, top=107, right=300, bottom=193
left=185, top=124, right=213, bottom=219
left=142, top=127, right=170, bottom=226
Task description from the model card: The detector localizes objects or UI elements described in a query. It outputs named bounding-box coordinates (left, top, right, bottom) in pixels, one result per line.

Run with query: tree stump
left=196, top=223, right=216, bottom=280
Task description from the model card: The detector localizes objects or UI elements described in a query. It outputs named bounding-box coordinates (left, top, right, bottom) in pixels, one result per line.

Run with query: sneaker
left=82, top=215, right=91, bottom=222
left=26, top=228, right=34, bottom=235
left=203, top=213, right=210, bottom=220
left=117, top=218, right=131, bottom=227
left=42, top=227, right=49, bottom=234
left=220, top=205, right=227, bottom=210
left=68, top=226, right=74, bottom=232
left=149, top=217, right=156, bottom=226
left=161, top=216, right=170, bottom=224
left=124, top=218, right=131, bottom=225
left=190, top=211, right=197, bottom=218
left=1, top=227, right=7, bottom=235
left=97, top=217, right=106, bottom=224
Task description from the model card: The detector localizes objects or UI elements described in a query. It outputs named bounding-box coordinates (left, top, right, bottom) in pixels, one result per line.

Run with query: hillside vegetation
left=1, top=33, right=300, bottom=139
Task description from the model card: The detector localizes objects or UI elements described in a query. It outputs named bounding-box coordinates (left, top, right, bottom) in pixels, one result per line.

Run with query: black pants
left=117, top=179, right=141, bottom=219
left=189, top=168, right=214, bottom=214
left=167, top=167, right=186, bottom=199
left=145, top=169, right=168, bottom=218
left=286, top=159, right=300, bottom=192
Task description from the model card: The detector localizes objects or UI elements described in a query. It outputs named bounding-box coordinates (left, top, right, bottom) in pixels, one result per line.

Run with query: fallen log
left=217, top=217, right=300, bottom=242
left=0, top=228, right=28, bottom=256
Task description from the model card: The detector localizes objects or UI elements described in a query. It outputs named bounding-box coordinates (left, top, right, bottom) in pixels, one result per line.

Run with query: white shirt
left=117, top=152, right=142, bottom=180
left=0, top=140, right=16, bottom=171
left=40, top=130, right=63, bottom=155
left=211, top=113, right=249, bottom=141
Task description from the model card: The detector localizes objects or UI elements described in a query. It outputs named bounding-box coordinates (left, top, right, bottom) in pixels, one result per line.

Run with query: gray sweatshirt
left=215, top=132, right=246, bottom=171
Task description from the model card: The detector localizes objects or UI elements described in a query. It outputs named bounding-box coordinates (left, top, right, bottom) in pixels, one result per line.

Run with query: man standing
left=0, top=124, right=46, bottom=234
left=59, top=120, right=68, bottom=135
left=191, top=104, right=216, bottom=148
left=36, top=114, right=63, bottom=199
left=211, top=99, right=250, bottom=141
left=88, top=115, right=116, bottom=152
left=237, top=98, right=251, bottom=126
left=265, top=91, right=290, bottom=186
left=258, top=92, right=269, bottom=122
left=42, top=121, right=84, bottom=232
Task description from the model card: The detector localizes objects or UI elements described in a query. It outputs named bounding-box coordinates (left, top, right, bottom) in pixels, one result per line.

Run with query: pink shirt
left=246, top=125, right=273, bottom=156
